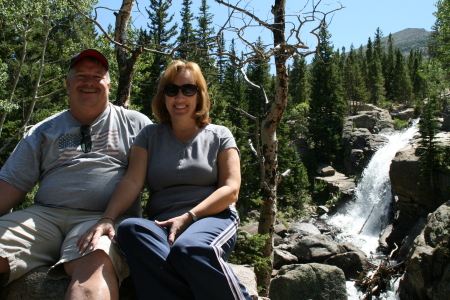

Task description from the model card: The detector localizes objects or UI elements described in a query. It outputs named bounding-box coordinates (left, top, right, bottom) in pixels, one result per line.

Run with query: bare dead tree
left=212, top=0, right=344, bottom=294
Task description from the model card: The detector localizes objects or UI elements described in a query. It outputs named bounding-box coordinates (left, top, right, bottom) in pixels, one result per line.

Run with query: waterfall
left=328, top=121, right=419, bottom=299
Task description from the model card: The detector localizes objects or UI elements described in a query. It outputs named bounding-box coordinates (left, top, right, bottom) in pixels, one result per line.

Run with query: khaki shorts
left=0, top=204, right=130, bottom=285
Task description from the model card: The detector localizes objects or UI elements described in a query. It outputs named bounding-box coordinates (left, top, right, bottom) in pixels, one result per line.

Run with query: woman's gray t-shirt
left=133, top=123, right=238, bottom=221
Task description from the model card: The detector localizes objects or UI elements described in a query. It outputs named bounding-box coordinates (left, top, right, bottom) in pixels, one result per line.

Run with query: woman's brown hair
left=152, top=60, right=211, bottom=127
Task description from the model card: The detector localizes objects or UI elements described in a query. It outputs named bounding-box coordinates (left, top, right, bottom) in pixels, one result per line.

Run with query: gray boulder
left=289, top=222, right=321, bottom=237
left=273, top=248, right=298, bottom=270
left=324, top=251, right=369, bottom=280
left=292, top=234, right=341, bottom=263
left=398, top=200, right=450, bottom=300
left=391, top=107, right=415, bottom=121
left=269, top=263, right=347, bottom=300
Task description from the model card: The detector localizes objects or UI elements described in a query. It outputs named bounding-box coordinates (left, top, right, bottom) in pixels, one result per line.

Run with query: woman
left=77, top=60, right=252, bottom=300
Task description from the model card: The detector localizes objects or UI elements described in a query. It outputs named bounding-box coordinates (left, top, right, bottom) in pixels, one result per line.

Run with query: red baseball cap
left=68, top=49, right=109, bottom=71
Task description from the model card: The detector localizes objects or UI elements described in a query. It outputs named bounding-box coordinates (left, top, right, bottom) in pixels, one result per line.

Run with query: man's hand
left=77, top=219, right=115, bottom=254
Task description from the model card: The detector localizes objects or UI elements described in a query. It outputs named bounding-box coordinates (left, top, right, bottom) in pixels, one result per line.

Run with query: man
left=0, top=49, right=152, bottom=299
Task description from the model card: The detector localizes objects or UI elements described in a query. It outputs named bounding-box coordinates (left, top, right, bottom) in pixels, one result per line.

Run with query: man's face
left=66, top=58, right=110, bottom=110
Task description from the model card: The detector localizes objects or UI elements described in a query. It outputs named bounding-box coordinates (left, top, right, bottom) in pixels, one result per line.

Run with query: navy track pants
left=117, top=209, right=253, bottom=300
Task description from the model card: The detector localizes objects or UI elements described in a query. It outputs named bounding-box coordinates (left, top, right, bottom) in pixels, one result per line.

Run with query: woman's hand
left=155, top=213, right=194, bottom=246
left=77, top=219, right=115, bottom=254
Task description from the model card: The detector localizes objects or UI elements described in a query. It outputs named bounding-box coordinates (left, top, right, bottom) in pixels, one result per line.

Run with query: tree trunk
left=114, top=0, right=143, bottom=108
left=256, top=0, right=288, bottom=295
left=23, top=26, right=50, bottom=129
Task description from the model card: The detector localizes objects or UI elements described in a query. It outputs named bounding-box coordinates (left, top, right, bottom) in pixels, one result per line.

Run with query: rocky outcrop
left=390, top=107, right=415, bottom=121
left=0, top=264, right=259, bottom=300
left=269, top=263, right=347, bottom=300
left=398, top=200, right=450, bottom=300
left=388, top=133, right=450, bottom=252
left=314, top=168, right=356, bottom=203
left=341, top=105, right=393, bottom=175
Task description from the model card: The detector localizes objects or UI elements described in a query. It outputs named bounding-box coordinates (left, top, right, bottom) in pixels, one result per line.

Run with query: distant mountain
left=357, top=28, right=432, bottom=58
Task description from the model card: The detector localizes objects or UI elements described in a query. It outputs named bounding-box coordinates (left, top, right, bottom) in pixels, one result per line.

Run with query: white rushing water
left=328, top=121, right=419, bottom=299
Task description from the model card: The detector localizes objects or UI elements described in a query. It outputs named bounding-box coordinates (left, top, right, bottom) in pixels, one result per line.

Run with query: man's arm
left=0, top=180, right=27, bottom=216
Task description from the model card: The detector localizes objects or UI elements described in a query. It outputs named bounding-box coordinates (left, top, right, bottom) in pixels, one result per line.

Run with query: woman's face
left=164, top=70, right=199, bottom=122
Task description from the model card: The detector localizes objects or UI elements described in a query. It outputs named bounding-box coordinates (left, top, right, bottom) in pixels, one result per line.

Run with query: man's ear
left=65, top=78, right=70, bottom=90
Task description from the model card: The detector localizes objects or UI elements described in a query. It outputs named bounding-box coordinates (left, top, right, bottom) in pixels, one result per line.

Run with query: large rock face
left=398, top=201, right=450, bottom=300
left=388, top=135, right=450, bottom=251
left=269, top=263, right=347, bottom=300
left=341, top=105, right=393, bottom=175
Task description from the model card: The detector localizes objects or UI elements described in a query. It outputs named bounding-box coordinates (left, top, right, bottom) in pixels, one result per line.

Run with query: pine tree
left=373, top=27, right=385, bottom=61
left=176, top=0, right=196, bottom=60
left=135, top=0, right=178, bottom=116
left=431, top=0, right=450, bottom=70
left=245, top=37, right=273, bottom=118
left=308, top=26, right=347, bottom=166
left=193, top=0, right=216, bottom=82
left=418, top=60, right=446, bottom=190
left=286, top=56, right=310, bottom=138
left=343, top=45, right=369, bottom=113
left=384, top=34, right=396, bottom=101
left=288, top=56, right=310, bottom=106
left=219, top=40, right=259, bottom=210
left=367, top=50, right=386, bottom=106
left=391, top=48, right=413, bottom=104
left=408, top=49, right=426, bottom=104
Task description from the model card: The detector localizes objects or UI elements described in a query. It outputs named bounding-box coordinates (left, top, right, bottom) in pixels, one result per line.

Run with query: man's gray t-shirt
left=0, top=103, right=152, bottom=216
left=133, top=123, right=238, bottom=221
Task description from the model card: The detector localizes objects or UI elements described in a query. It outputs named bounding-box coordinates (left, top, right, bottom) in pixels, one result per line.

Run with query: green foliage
left=229, top=232, right=271, bottom=271
left=431, top=0, right=450, bottom=70
left=393, top=118, right=409, bottom=130
left=418, top=59, right=450, bottom=188
left=308, top=26, right=347, bottom=166
left=13, top=185, right=38, bottom=211
left=310, top=179, right=330, bottom=205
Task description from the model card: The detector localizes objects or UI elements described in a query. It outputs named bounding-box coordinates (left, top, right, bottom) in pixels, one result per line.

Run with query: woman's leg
left=117, top=218, right=194, bottom=300
left=168, top=210, right=252, bottom=300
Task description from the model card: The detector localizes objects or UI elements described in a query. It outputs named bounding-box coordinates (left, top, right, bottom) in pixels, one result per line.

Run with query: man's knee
left=64, top=250, right=116, bottom=279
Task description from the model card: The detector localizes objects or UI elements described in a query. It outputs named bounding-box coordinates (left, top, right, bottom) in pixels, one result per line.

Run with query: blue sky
left=95, top=0, right=437, bottom=58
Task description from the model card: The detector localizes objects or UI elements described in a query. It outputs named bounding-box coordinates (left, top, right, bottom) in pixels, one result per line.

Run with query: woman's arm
left=77, top=145, right=148, bottom=253
left=157, top=147, right=241, bottom=245
left=190, top=147, right=241, bottom=218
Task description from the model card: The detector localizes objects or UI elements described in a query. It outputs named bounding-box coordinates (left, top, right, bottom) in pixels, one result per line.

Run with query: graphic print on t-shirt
left=58, top=130, right=119, bottom=162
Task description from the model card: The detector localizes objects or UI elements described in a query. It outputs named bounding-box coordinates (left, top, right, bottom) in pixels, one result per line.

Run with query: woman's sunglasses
left=163, top=83, right=198, bottom=97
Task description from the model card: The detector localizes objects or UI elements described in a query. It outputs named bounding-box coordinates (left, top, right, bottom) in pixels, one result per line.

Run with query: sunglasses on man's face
left=163, top=83, right=198, bottom=97
left=80, top=124, right=92, bottom=153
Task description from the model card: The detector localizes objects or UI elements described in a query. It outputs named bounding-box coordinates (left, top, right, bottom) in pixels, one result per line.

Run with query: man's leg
left=0, top=257, right=9, bottom=273
left=64, top=250, right=118, bottom=300
left=50, top=211, right=130, bottom=300
left=0, top=205, right=63, bottom=285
